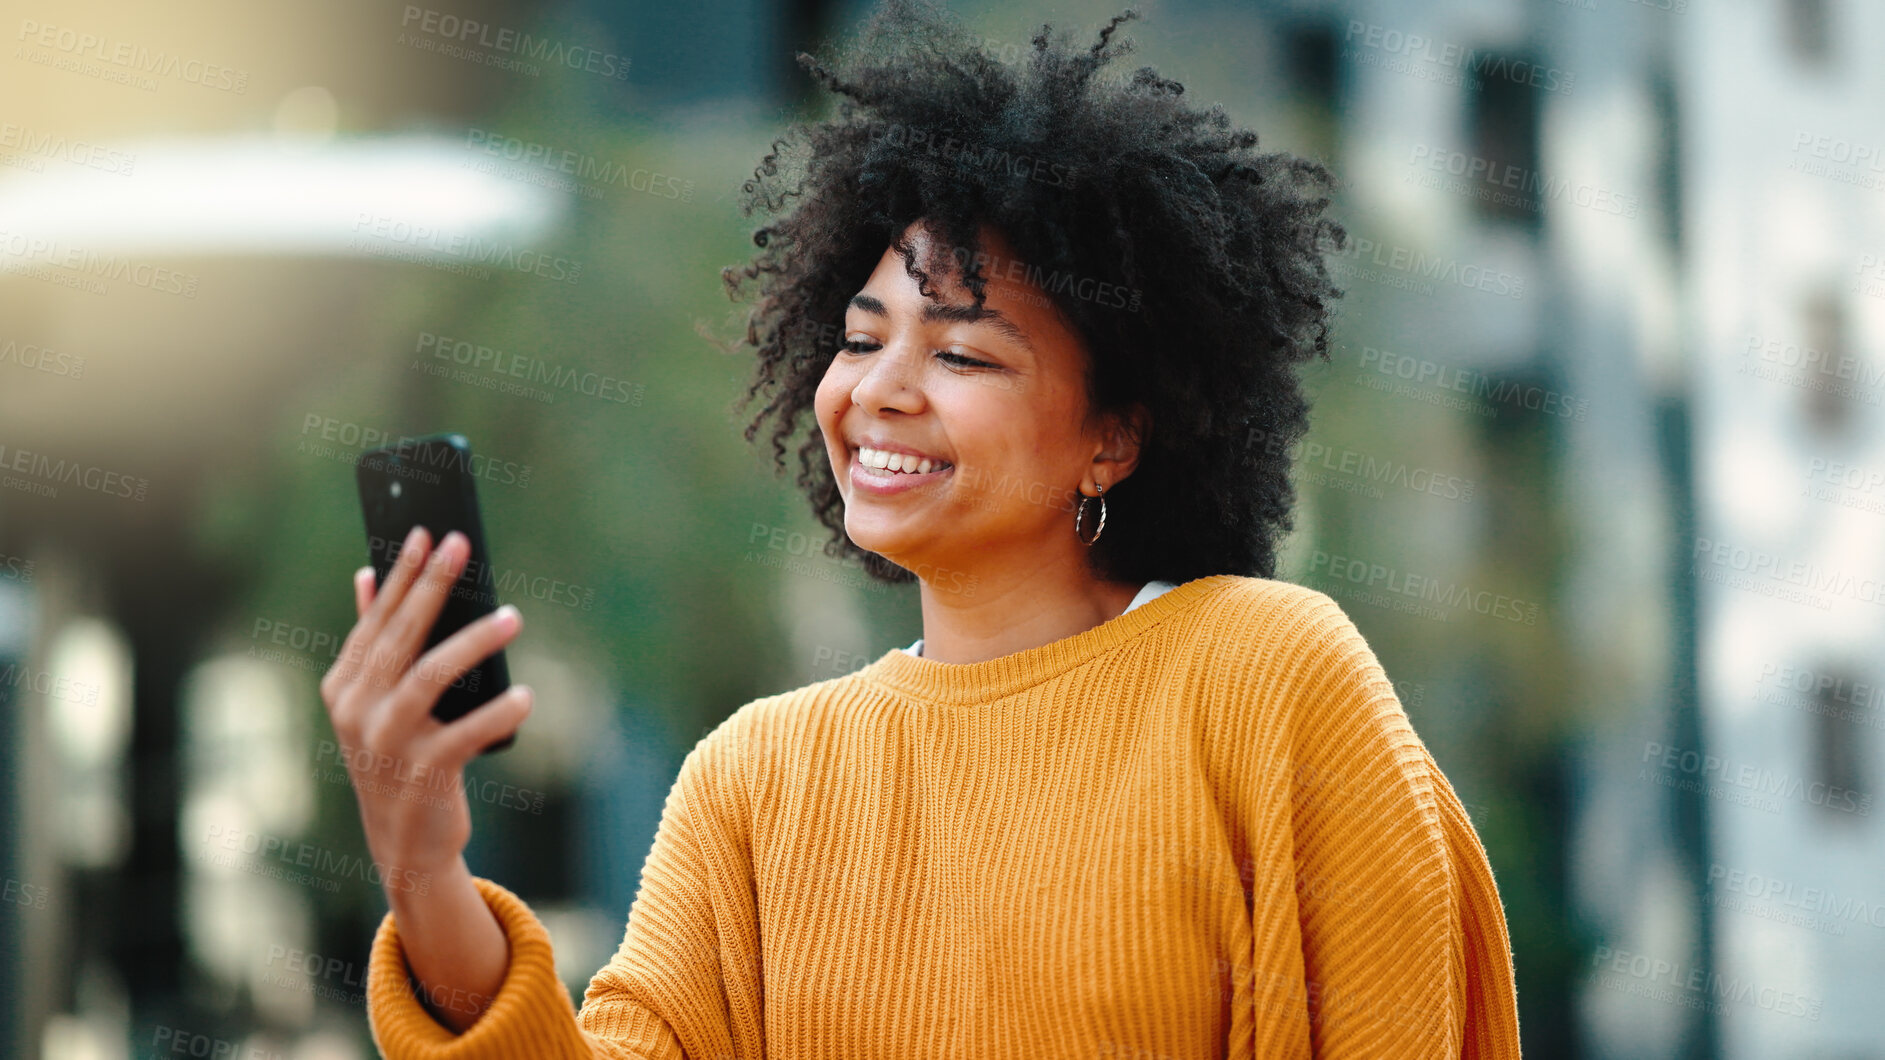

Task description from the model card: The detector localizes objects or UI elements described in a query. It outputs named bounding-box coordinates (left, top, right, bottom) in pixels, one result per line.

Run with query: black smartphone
left=354, top=432, right=514, bottom=754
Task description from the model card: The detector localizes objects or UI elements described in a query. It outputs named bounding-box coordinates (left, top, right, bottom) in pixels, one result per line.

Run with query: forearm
left=386, top=855, right=510, bottom=1034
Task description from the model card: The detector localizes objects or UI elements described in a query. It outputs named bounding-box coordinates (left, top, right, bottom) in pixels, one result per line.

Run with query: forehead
left=851, top=221, right=1082, bottom=359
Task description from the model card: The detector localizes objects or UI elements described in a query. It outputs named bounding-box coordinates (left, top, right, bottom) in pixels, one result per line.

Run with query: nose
left=849, top=339, right=925, bottom=413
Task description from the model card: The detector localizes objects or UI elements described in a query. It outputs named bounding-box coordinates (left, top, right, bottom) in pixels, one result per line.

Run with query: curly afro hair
left=722, top=0, right=1345, bottom=587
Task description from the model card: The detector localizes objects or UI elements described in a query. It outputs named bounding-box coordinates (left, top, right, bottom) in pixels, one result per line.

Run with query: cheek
left=815, top=371, right=852, bottom=448
left=814, top=371, right=844, bottom=424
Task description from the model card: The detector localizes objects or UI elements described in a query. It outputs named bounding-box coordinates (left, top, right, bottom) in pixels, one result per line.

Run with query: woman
left=321, top=2, right=1521, bottom=1056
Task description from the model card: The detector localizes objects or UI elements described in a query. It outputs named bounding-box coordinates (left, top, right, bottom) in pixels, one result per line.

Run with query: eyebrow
left=847, top=292, right=1038, bottom=356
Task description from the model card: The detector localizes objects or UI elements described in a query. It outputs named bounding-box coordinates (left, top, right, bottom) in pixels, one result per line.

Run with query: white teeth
left=858, top=446, right=949, bottom=474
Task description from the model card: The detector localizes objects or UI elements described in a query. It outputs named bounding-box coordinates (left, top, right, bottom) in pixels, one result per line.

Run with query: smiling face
left=815, top=219, right=1145, bottom=588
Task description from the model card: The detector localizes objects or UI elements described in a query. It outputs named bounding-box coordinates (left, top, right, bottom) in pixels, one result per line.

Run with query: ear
left=1093, top=402, right=1152, bottom=484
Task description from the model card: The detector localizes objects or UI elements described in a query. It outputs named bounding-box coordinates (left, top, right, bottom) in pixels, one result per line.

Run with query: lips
left=851, top=442, right=952, bottom=475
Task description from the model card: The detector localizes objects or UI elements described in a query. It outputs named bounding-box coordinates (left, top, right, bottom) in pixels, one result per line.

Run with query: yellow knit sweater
left=364, top=574, right=1521, bottom=1058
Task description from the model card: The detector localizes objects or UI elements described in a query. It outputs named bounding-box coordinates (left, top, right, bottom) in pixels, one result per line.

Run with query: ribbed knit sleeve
left=1269, top=593, right=1521, bottom=1059
left=364, top=730, right=762, bottom=1060
left=1423, top=745, right=1522, bottom=1059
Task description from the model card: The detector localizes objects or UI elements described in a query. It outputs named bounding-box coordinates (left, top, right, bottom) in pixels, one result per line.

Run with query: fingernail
left=495, top=604, right=520, bottom=630
left=403, top=524, right=425, bottom=554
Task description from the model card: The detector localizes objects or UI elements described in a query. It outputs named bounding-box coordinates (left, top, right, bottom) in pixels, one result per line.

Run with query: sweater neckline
left=857, top=574, right=1242, bottom=705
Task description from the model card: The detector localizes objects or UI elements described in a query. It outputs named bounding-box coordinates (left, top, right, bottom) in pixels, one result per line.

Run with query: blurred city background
left=1, top=0, right=1880, bottom=1056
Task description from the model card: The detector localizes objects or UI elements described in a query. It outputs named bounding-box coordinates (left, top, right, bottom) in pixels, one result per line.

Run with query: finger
left=354, top=566, right=376, bottom=619
left=388, top=604, right=522, bottom=731
left=362, top=524, right=433, bottom=631
left=431, top=685, right=532, bottom=763
left=333, top=526, right=432, bottom=689
left=377, top=531, right=469, bottom=677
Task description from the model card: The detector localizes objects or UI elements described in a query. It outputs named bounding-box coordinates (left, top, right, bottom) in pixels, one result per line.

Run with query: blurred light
left=272, top=87, right=341, bottom=148
left=0, top=134, right=565, bottom=258
left=536, top=903, right=622, bottom=994
left=45, top=617, right=133, bottom=868
left=40, top=959, right=130, bottom=1060
left=1710, top=605, right=1782, bottom=724
left=179, top=652, right=324, bottom=1020
left=0, top=578, right=33, bottom=655
left=180, top=789, right=316, bottom=1020
left=1706, top=431, right=1801, bottom=542
left=39, top=1015, right=124, bottom=1060
left=500, top=648, right=608, bottom=786
left=289, top=1031, right=366, bottom=1060
left=182, top=655, right=314, bottom=838
left=44, top=618, right=131, bottom=768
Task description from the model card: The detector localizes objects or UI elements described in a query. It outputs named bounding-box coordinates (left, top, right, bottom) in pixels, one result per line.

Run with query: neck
left=913, top=554, right=1142, bottom=664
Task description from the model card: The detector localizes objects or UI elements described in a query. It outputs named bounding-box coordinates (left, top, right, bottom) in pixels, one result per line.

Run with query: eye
left=839, top=339, right=991, bottom=369
left=937, top=350, right=994, bottom=368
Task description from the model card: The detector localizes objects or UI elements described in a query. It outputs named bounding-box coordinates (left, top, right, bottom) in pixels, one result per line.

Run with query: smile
left=850, top=446, right=954, bottom=495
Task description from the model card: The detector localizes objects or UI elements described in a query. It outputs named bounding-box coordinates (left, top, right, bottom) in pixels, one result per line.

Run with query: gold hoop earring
left=1075, top=483, right=1107, bottom=546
